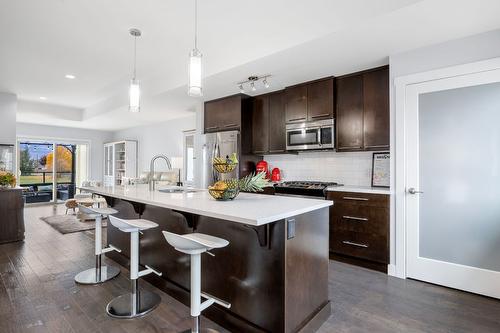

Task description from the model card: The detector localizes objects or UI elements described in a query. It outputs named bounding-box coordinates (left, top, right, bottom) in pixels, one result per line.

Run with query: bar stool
left=162, top=231, right=231, bottom=333
left=75, top=205, right=121, bottom=284
left=106, top=215, right=163, bottom=319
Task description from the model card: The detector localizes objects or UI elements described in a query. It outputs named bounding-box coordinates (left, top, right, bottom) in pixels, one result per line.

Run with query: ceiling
left=2, top=0, right=500, bottom=131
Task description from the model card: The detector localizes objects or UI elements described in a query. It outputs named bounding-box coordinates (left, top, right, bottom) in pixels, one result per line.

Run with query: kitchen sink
left=158, top=186, right=200, bottom=194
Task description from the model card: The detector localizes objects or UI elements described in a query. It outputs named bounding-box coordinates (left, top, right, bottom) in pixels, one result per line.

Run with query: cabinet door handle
left=311, top=113, right=331, bottom=118
left=288, top=117, right=306, bottom=122
left=364, top=144, right=389, bottom=148
left=342, top=196, right=369, bottom=201
left=269, top=149, right=285, bottom=153
left=224, top=123, right=238, bottom=128
left=342, top=241, right=369, bottom=248
left=342, top=215, right=368, bottom=221
left=337, top=146, right=363, bottom=150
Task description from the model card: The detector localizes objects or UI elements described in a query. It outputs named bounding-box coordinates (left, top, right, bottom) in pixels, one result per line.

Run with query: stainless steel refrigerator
left=201, top=130, right=239, bottom=188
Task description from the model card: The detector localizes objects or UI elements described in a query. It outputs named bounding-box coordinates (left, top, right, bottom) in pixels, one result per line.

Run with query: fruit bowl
left=212, top=162, right=238, bottom=173
left=208, top=187, right=240, bottom=201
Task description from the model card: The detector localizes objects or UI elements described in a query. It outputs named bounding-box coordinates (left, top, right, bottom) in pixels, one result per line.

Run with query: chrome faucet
left=149, top=154, right=172, bottom=191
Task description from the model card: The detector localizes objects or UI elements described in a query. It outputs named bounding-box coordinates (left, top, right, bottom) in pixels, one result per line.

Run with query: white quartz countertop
left=81, top=185, right=332, bottom=226
left=326, top=185, right=391, bottom=195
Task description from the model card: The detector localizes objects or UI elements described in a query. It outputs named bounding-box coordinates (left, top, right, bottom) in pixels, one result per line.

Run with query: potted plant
left=0, top=171, right=16, bottom=189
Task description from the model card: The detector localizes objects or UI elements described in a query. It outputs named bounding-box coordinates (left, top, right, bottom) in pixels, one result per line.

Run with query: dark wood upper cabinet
left=285, top=78, right=334, bottom=124
left=251, top=91, right=286, bottom=155
left=252, top=95, right=270, bottom=154
left=336, top=74, right=364, bottom=151
left=268, top=92, right=286, bottom=153
left=336, top=66, right=389, bottom=151
left=307, top=78, right=334, bottom=121
left=204, top=95, right=245, bottom=133
left=363, top=67, right=389, bottom=150
left=285, top=85, right=307, bottom=123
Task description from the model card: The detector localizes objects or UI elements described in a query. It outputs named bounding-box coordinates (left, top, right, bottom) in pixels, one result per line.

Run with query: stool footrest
left=201, top=291, right=231, bottom=309
left=102, top=244, right=121, bottom=254
left=138, top=265, right=162, bottom=278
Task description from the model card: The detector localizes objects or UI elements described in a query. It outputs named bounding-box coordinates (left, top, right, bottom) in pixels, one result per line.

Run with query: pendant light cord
left=194, top=0, right=198, bottom=50
left=133, top=35, right=137, bottom=80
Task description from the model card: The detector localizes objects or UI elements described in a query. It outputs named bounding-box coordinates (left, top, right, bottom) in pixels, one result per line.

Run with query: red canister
left=271, top=168, right=281, bottom=182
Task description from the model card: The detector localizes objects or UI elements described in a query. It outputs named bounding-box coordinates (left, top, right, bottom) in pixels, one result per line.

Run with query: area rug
left=40, top=214, right=107, bottom=234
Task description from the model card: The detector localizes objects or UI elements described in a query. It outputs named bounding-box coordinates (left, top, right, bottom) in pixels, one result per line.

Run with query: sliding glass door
left=18, top=140, right=88, bottom=204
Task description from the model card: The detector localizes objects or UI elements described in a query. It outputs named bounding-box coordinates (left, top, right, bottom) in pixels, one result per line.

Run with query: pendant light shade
left=188, top=0, right=203, bottom=97
left=129, top=28, right=141, bottom=112
left=188, top=48, right=203, bottom=97
left=129, top=78, right=140, bottom=113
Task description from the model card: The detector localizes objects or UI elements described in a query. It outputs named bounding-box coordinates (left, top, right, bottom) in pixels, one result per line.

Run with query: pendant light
left=129, top=28, right=141, bottom=112
left=188, top=0, right=203, bottom=97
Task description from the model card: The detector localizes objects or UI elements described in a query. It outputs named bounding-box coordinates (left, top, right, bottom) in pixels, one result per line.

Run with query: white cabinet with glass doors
left=103, top=140, right=137, bottom=186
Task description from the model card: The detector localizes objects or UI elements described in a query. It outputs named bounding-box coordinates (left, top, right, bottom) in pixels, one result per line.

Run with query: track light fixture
left=237, top=75, right=271, bottom=93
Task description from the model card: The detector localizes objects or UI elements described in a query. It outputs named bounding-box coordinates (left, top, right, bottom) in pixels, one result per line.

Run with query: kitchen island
left=81, top=185, right=332, bottom=333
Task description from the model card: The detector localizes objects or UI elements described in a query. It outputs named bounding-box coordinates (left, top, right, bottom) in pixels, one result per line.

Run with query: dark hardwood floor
left=1, top=204, right=500, bottom=333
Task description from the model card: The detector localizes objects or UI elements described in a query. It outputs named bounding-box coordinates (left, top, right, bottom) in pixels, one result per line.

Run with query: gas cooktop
left=274, top=181, right=343, bottom=197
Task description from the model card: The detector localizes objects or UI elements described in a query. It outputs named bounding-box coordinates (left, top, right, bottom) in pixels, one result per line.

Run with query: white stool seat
left=87, top=206, right=118, bottom=216
left=109, top=216, right=159, bottom=232
left=163, top=231, right=228, bottom=254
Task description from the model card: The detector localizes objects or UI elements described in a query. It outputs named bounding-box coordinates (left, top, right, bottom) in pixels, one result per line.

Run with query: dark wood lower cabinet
left=327, top=191, right=389, bottom=272
left=106, top=198, right=329, bottom=333
left=0, top=188, right=25, bottom=244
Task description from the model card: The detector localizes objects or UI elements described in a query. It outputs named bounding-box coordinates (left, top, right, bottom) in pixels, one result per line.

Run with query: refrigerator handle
left=212, top=141, right=219, bottom=183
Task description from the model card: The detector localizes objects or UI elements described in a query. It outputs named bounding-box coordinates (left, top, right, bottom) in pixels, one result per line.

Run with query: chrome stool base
left=106, top=288, right=161, bottom=319
left=75, top=266, right=120, bottom=284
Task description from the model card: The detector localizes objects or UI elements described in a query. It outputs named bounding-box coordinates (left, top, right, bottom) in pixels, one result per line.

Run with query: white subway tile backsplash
left=265, top=151, right=379, bottom=186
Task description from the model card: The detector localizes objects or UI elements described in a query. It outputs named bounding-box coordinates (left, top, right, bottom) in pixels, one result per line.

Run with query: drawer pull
left=311, top=113, right=331, bottom=118
left=342, top=215, right=368, bottom=222
left=269, top=149, right=285, bottom=153
left=342, top=241, right=369, bottom=248
left=342, top=196, right=369, bottom=201
left=288, top=117, right=306, bottom=122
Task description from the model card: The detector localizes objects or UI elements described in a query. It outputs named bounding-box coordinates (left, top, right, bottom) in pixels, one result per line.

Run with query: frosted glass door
left=406, top=77, right=500, bottom=298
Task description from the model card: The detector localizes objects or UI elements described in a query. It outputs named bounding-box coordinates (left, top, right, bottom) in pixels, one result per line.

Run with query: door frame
left=394, top=56, right=500, bottom=279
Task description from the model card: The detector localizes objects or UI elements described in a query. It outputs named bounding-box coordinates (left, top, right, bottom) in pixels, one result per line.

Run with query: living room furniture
left=0, top=188, right=25, bottom=244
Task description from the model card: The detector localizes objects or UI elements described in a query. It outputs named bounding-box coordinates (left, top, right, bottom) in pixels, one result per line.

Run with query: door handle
left=408, top=187, right=423, bottom=194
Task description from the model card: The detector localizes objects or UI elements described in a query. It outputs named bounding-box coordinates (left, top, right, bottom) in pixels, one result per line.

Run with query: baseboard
left=387, top=264, right=397, bottom=277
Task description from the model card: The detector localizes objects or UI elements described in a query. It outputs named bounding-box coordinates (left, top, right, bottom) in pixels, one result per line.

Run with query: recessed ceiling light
left=39, top=96, right=47, bottom=100
left=65, top=74, right=76, bottom=79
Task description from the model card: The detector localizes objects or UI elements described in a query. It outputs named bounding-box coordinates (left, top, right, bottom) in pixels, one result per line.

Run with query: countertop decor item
left=0, top=171, right=16, bottom=188
left=212, top=153, right=238, bottom=173
left=209, top=152, right=270, bottom=201
left=372, top=152, right=390, bottom=187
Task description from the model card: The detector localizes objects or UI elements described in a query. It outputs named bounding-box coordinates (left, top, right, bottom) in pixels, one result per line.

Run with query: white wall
left=265, top=151, right=375, bottom=186
left=112, top=115, right=196, bottom=173
left=388, top=28, right=500, bottom=272
left=0, top=93, right=17, bottom=145
left=16, top=122, right=113, bottom=181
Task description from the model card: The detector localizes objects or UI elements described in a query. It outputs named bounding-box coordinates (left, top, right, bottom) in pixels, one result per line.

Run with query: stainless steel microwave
left=286, top=119, right=334, bottom=151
